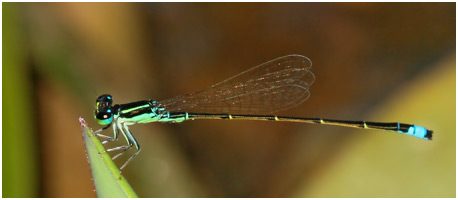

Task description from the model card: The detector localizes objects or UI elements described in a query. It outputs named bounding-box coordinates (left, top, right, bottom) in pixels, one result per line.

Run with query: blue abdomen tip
left=404, top=125, right=433, bottom=140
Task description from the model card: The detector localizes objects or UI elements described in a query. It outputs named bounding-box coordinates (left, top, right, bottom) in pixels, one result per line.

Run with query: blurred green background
left=3, top=2, right=455, bottom=198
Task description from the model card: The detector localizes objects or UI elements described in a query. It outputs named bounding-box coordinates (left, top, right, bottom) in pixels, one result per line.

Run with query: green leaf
left=79, top=116, right=138, bottom=198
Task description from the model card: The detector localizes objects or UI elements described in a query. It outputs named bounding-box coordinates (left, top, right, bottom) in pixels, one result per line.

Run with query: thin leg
left=103, top=123, right=134, bottom=160
left=112, top=145, right=132, bottom=160
left=120, top=148, right=141, bottom=171
left=106, top=145, right=131, bottom=160
left=94, top=120, right=120, bottom=144
left=112, top=119, right=120, bottom=140
left=97, top=134, right=113, bottom=139
left=106, top=145, right=131, bottom=152
left=118, top=123, right=141, bottom=172
left=102, top=139, right=115, bottom=145
left=101, top=119, right=121, bottom=144
left=94, top=124, right=111, bottom=134
left=94, top=128, right=116, bottom=146
left=102, top=123, right=119, bottom=144
left=105, top=144, right=133, bottom=160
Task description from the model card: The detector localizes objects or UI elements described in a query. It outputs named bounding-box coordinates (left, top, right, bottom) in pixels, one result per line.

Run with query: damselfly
left=94, top=55, right=433, bottom=171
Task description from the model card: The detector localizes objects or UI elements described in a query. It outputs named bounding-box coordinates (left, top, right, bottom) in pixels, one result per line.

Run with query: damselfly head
left=96, top=94, right=113, bottom=106
left=95, top=94, right=114, bottom=126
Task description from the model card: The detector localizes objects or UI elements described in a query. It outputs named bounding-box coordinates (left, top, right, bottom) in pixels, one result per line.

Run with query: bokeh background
left=3, top=2, right=455, bottom=198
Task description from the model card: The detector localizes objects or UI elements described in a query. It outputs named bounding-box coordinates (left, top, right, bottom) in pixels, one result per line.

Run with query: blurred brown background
left=3, top=2, right=455, bottom=197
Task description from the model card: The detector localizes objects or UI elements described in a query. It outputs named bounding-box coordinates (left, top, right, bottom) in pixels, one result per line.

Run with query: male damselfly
left=94, top=55, right=433, bottom=171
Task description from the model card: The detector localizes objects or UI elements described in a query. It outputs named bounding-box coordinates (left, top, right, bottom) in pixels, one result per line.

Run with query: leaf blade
left=79, top=116, right=138, bottom=198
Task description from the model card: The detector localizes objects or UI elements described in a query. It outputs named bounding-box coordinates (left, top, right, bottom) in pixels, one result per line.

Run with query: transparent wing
left=158, top=55, right=315, bottom=114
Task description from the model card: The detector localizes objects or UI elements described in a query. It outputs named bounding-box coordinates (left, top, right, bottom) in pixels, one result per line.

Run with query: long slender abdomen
left=181, top=112, right=432, bottom=140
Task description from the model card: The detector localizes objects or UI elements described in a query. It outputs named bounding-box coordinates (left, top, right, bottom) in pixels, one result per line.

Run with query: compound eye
left=95, top=111, right=113, bottom=126
left=96, top=94, right=113, bottom=107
